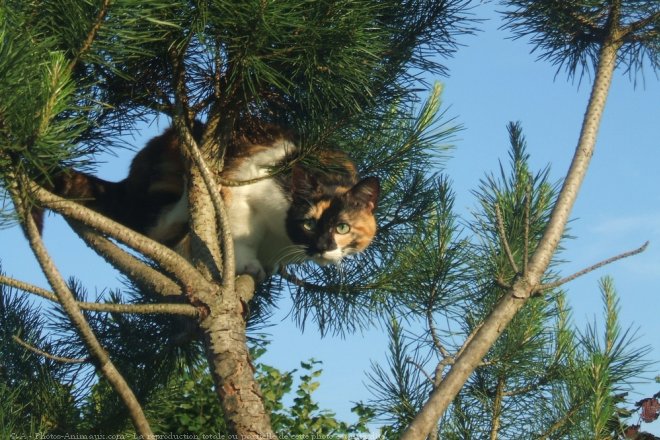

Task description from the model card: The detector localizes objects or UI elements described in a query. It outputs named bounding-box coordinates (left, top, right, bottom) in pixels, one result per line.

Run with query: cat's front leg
left=234, top=241, right=267, bottom=282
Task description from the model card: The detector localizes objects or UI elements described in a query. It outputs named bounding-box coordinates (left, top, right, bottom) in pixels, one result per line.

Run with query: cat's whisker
left=272, top=244, right=307, bottom=268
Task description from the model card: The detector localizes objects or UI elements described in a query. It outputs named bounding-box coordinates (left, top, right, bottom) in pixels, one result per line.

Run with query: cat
left=40, top=124, right=380, bottom=281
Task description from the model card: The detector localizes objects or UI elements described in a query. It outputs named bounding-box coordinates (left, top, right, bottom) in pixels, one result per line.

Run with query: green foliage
left=0, top=288, right=372, bottom=437
left=0, top=277, right=81, bottom=434
left=127, top=348, right=372, bottom=437
left=500, top=0, right=660, bottom=79
left=284, top=83, right=462, bottom=336
left=364, top=125, right=654, bottom=440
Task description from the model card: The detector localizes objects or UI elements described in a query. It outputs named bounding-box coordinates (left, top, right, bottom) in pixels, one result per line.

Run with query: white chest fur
left=225, top=139, right=296, bottom=280
left=150, top=138, right=297, bottom=281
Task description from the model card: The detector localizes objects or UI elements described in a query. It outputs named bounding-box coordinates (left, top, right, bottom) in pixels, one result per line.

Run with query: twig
left=68, top=0, right=111, bottom=73
left=495, top=203, right=519, bottom=274
left=406, top=357, right=435, bottom=385
left=523, top=181, right=532, bottom=275
left=12, top=335, right=89, bottom=364
left=426, top=308, right=451, bottom=360
left=539, top=241, right=649, bottom=291
left=0, top=274, right=198, bottom=316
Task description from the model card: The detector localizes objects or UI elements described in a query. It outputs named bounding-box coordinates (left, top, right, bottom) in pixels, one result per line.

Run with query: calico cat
left=42, top=125, right=380, bottom=281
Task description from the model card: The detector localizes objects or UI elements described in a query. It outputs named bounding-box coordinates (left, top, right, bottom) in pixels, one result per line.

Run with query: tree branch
left=621, top=11, right=660, bottom=40
left=68, top=0, right=112, bottom=72
left=12, top=335, right=89, bottom=364
left=68, top=220, right=183, bottom=297
left=29, top=180, right=204, bottom=291
left=538, top=241, right=648, bottom=291
left=523, top=181, right=532, bottom=275
left=8, top=174, right=154, bottom=437
left=401, top=7, right=624, bottom=437
left=426, top=308, right=451, bottom=360
left=406, top=357, right=435, bottom=384
left=177, top=119, right=235, bottom=289
left=0, top=274, right=198, bottom=317
left=495, top=203, right=519, bottom=274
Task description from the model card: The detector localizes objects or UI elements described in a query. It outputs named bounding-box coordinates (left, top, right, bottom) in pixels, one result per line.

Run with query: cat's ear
left=291, top=165, right=319, bottom=195
left=349, top=176, right=380, bottom=212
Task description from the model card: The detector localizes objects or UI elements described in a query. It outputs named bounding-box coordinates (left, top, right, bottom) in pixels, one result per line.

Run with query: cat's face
left=286, top=175, right=380, bottom=265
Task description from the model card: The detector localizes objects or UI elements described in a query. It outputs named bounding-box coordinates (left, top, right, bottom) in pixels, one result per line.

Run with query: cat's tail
left=31, top=170, right=126, bottom=233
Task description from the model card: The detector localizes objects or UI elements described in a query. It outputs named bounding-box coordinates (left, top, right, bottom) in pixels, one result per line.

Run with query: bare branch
left=0, top=274, right=198, bottom=316
left=12, top=335, right=89, bottom=364
left=178, top=120, right=235, bottom=289
left=539, top=241, right=649, bottom=291
left=8, top=175, right=154, bottom=437
left=68, top=220, right=183, bottom=297
left=401, top=9, right=623, bottom=438
left=29, top=180, right=204, bottom=291
left=426, top=308, right=451, bottom=360
left=495, top=203, right=519, bottom=274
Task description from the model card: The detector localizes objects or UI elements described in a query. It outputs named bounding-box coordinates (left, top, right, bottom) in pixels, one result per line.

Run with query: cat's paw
left=237, top=260, right=267, bottom=283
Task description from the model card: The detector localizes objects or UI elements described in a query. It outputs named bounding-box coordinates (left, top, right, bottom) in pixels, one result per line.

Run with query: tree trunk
left=201, top=276, right=276, bottom=438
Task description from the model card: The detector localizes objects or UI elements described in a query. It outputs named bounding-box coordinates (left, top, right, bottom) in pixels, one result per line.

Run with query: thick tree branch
left=68, top=220, right=183, bottom=297
left=8, top=176, right=154, bottom=437
left=0, top=274, right=197, bottom=317
left=12, top=335, right=89, bottom=364
left=200, top=276, right=277, bottom=438
left=401, top=5, right=624, bottom=438
left=170, top=47, right=224, bottom=281
left=169, top=46, right=275, bottom=438
left=177, top=118, right=235, bottom=290
left=29, top=180, right=203, bottom=291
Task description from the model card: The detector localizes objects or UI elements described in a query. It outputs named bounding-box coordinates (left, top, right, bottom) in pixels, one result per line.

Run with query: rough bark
left=201, top=276, right=276, bottom=438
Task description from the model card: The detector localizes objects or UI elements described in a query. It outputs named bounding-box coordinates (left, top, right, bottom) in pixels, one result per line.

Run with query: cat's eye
left=335, top=223, right=351, bottom=234
left=302, top=219, right=316, bottom=231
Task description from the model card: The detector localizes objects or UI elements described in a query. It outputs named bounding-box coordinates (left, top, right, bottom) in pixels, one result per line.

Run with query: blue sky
left=2, top=1, right=659, bottom=434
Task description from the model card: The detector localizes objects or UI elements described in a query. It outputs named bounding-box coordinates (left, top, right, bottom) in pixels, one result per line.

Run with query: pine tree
left=370, top=2, right=659, bottom=439
left=0, top=0, right=473, bottom=436
left=365, top=128, right=653, bottom=439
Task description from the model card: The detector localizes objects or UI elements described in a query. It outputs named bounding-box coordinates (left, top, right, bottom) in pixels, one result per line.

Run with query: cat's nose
left=315, top=234, right=337, bottom=252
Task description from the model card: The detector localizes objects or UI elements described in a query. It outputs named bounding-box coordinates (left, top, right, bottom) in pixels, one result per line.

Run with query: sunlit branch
left=0, top=274, right=197, bottom=316
left=538, top=241, right=649, bottom=292
left=523, top=181, right=532, bottom=275
left=8, top=175, right=154, bottom=436
left=178, top=121, right=235, bottom=289
left=29, top=180, right=203, bottom=291
left=68, top=220, right=183, bottom=297
left=426, top=307, right=451, bottom=360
